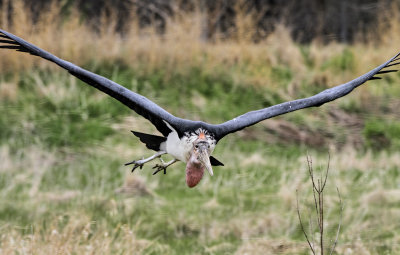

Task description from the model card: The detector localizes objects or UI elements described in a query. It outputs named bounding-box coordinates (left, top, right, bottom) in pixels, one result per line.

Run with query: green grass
left=1, top=60, right=400, bottom=254
left=364, top=118, right=400, bottom=150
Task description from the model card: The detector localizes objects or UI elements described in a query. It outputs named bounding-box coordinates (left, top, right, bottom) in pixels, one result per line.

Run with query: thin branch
left=318, top=179, right=322, bottom=230
left=321, top=153, right=331, bottom=190
left=308, top=154, right=321, bottom=228
left=299, top=154, right=343, bottom=255
left=312, top=187, right=320, bottom=228
left=296, top=189, right=316, bottom=255
left=307, top=154, right=318, bottom=193
left=308, top=207, right=315, bottom=249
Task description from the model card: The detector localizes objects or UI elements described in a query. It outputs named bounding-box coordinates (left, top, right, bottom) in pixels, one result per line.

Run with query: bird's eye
left=195, top=144, right=199, bottom=149
left=207, top=144, right=210, bottom=148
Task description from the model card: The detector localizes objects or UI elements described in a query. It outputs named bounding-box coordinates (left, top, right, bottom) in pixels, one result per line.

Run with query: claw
left=126, top=160, right=145, bottom=172
left=152, top=164, right=167, bottom=175
left=125, top=160, right=136, bottom=166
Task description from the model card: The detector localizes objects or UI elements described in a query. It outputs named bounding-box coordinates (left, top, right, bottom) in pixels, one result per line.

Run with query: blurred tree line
left=0, top=0, right=395, bottom=43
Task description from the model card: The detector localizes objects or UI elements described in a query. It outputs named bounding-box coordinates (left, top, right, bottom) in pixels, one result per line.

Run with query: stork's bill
left=186, top=135, right=214, bottom=188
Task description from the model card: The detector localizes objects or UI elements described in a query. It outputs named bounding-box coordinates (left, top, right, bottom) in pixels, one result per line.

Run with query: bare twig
left=308, top=207, right=315, bottom=249
left=297, top=154, right=343, bottom=255
left=307, top=154, right=321, bottom=229
left=321, top=153, right=331, bottom=190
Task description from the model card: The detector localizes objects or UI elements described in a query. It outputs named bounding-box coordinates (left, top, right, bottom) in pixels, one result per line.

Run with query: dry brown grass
left=1, top=0, right=400, bottom=88
left=0, top=217, right=170, bottom=254
left=1, top=140, right=400, bottom=253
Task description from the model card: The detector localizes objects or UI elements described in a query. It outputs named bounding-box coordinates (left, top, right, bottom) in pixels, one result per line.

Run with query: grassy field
left=1, top=2, right=400, bottom=254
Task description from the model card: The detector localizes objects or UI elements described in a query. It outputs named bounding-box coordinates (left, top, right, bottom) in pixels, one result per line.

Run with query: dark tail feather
left=131, top=131, right=167, bottom=151
left=210, top=156, right=224, bottom=166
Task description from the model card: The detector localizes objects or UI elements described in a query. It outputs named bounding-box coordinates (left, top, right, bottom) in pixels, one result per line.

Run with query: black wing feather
left=131, top=131, right=167, bottom=151
left=210, top=156, right=224, bottom=166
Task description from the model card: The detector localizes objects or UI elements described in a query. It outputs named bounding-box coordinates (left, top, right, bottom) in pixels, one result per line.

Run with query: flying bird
left=0, top=29, right=399, bottom=188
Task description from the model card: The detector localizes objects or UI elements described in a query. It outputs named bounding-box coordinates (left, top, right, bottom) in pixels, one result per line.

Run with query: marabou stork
left=1, top=29, right=399, bottom=188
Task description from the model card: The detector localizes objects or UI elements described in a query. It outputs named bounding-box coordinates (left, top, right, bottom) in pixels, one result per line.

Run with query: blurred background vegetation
left=0, top=0, right=395, bottom=43
left=1, top=0, right=400, bottom=254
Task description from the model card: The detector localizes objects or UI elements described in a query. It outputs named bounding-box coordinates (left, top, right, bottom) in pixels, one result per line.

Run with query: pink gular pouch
left=185, top=132, right=212, bottom=188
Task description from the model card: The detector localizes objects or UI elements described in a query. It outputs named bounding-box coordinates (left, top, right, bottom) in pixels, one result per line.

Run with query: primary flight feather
left=1, top=29, right=399, bottom=187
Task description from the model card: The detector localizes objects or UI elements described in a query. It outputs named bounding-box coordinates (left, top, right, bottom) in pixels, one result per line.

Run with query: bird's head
left=185, top=132, right=213, bottom=188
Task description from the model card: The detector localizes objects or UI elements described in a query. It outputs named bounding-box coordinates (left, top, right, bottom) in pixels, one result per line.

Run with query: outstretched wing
left=2, top=30, right=399, bottom=142
left=0, top=29, right=192, bottom=137
left=212, top=52, right=400, bottom=140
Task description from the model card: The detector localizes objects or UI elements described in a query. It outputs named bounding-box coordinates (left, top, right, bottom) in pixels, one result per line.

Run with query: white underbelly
left=160, top=131, right=191, bottom=162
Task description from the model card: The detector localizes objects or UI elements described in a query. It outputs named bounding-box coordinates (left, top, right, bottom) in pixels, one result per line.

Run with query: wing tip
left=368, top=51, right=400, bottom=81
left=0, top=30, right=24, bottom=52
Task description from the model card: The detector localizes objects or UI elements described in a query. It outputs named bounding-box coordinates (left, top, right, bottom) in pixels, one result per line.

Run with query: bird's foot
left=125, top=159, right=146, bottom=172
left=152, top=164, right=168, bottom=175
left=125, top=152, right=167, bottom=173
left=152, top=159, right=178, bottom=175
